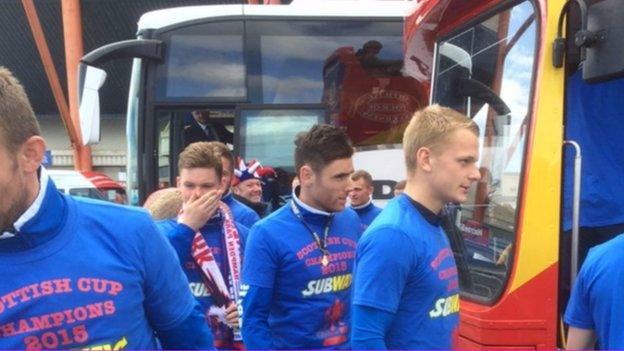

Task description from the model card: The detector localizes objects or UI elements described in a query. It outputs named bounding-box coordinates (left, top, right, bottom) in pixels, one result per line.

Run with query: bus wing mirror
left=78, top=64, right=107, bottom=146
left=582, top=0, right=624, bottom=83
left=458, top=78, right=511, bottom=116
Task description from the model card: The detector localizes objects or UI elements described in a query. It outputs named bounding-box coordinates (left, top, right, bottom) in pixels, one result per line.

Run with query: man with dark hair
left=348, top=169, right=382, bottom=228
left=241, top=124, right=361, bottom=349
left=185, top=110, right=233, bottom=145
left=0, top=67, right=213, bottom=349
left=352, top=105, right=481, bottom=349
left=205, top=142, right=260, bottom=229
left=156, top=142, right=249, bottom=350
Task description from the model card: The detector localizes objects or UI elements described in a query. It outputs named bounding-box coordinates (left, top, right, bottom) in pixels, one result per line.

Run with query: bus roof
left=138, top=1, right=411, bottom=31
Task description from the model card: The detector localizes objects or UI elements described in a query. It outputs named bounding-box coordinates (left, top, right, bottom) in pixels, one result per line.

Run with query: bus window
left=154, top=21, right=245, bottom=100
left=432, top=0, right=536, bottom=303
left=246, top=20, right=402, bottom=104
left=236, top=107, right=326, bottom=172
left=246, top=20, right=422, bottom=147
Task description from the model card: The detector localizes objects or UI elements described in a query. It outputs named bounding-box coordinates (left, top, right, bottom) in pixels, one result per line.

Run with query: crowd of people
left=0, top=64, right=618, bottom=350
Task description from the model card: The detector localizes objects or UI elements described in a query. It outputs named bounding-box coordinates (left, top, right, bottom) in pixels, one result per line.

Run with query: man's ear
left=220, top=174, right=230, bottom=191
left=176, top=176, right=181, bottom=188
left=416, top=146, right=433, bottom=173
left=299, top=165, right=315, bottom=187
left=19, top=136, right=46, bottom=173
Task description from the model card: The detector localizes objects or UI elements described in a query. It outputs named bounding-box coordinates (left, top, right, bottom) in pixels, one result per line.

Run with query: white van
left=48, top=170, right=127, bottom=204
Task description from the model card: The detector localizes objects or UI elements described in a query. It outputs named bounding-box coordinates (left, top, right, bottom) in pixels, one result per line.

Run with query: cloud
left=166, top=59, right=245, bottom=96
left=258, top=75, right=324, bottom=102
left=170, top=34, right=243, bottom=54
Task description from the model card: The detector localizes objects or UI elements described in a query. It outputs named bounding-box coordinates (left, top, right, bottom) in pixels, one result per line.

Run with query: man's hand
left=225, top=303, right=240, bottom=329
left=178, top=190, right=222, bottom=231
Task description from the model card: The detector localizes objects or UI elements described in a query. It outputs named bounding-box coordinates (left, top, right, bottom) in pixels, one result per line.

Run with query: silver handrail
left=564, top=140, right=582, bottom=286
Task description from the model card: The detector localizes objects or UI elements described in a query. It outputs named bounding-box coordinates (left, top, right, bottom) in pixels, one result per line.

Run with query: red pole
left=62, top=0, right=92, bottom=171
left=21, top=0, right=92, bottom=171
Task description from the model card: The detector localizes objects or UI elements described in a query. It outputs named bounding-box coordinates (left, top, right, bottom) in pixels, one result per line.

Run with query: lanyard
left=290, top=200, right=333, bottom=266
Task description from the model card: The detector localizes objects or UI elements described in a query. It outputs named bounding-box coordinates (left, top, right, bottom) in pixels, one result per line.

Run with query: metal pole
left=564, top=140, right=582, bottom=286
left=62, top=0, right=92, bottom=171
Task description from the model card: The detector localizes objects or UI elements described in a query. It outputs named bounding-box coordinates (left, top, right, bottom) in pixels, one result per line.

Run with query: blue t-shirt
left=350, top=201, right=382, bottom=228
left=241, top=195, right=361, bottom=349
left=223, top=192, right=260, bottom=229
left=0, top=178, right=201, bottom=350
left=157, top=216, right=248, bottom=349
left=565, top=234, right=624, bottom=349
left=352, top=194, right=459, bottom=350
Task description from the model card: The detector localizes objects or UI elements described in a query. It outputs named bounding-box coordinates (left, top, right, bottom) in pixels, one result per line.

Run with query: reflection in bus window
left=248, top=20, right=425, bottom=147
left=355, top=40, right=403, bottom=76
left=433, top=0, right=536, bottom=304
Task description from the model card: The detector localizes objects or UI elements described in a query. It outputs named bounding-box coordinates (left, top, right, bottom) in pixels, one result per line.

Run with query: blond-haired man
left=352, top=105, right=481, bottom=350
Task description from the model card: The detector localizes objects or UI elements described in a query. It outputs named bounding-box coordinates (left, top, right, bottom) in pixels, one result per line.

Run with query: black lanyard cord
left=290, top=201, right=333, bottom=263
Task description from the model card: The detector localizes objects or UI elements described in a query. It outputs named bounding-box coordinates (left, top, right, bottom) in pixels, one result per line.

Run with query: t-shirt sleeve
left=155, top=220, right=194, bottom=261
left=140, top=218, right=197, bottom=330
left=242, top=224, right=278, bottom=288
left=353, top=226, right=414, bottom=313
left=351, top=304, right=394, bottom=350
left=564, top=256, right=595, bottom=329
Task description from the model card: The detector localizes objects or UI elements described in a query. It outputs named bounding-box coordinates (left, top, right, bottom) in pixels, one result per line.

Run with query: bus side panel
left=459, top=263, right=558, bottom=349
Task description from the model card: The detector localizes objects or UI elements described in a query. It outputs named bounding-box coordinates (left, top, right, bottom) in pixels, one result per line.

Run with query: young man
left=241, top=124, right=361, bottom=349
left=205, top=142, right=260, bottom=229
left=348, top=169, right=382, bottom=228
left=156, top=142, right=249, bottom=350
left=0, top=67, right=213, bottom=349
left=351, top=104, right=481, bottom=350
left=564, top=234, right=624, bottom=350
left=232, top=158, right=269, bottom=218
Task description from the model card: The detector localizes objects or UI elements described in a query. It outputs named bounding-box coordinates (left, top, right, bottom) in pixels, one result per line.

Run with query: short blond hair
left=0, top=67, right=41, bottom=152
left=403, top=104, right=478, bottom=173
left=144, top=188, right=183, bottom=220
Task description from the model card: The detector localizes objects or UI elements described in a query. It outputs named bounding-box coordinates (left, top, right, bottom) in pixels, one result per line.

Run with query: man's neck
left=7, top=167, right=46, bottom=233
left=403, top=178, right=443, bottom=215
left=294, top=187, right=331, bottom=215
left=351, top=198, right=372, bottom=210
